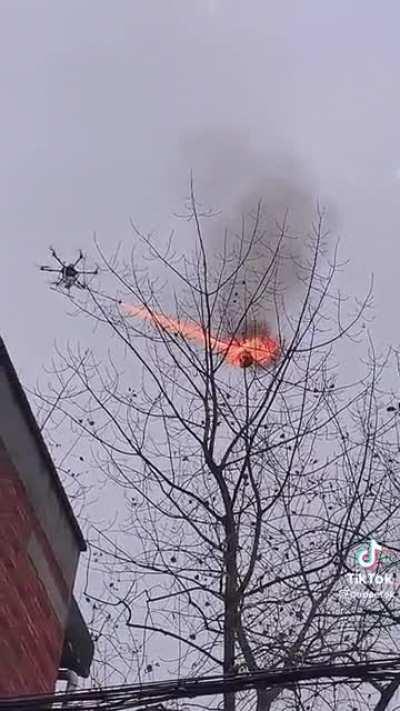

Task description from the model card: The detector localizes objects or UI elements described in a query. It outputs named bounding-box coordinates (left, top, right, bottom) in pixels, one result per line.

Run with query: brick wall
left=0, top=458, right=70, bottom=696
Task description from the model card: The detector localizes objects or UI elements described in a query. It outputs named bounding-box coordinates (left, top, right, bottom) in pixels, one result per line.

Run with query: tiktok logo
left=355, top=539, right=383, bottom=571
left=341, top=539, right=400, bottom=597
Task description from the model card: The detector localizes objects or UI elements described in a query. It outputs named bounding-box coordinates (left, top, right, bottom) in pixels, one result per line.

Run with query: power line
left=2, top=658, right=400, bottom=711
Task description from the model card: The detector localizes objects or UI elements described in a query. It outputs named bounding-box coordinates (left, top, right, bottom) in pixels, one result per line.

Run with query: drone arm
left=49, top=248, right=65, bottom=266
left=40, top=266, right=62, bottom=272
left=73, top=251, right=84, bottom=267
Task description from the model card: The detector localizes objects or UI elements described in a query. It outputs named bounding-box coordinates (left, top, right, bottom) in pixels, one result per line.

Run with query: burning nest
left=120, top=304, right=281, bottom=368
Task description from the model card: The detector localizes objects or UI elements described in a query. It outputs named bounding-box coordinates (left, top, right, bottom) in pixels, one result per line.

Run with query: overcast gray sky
left=3, top=1, right=400, bottom=693
left=1, top=0, right=400, bottom=382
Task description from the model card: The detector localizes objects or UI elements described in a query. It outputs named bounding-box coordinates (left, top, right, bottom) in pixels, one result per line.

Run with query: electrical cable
left=1, top=657, right=400, bottom=711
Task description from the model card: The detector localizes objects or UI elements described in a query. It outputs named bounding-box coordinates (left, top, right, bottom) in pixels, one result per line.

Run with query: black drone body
left=40, top=248, right=98, bottom=290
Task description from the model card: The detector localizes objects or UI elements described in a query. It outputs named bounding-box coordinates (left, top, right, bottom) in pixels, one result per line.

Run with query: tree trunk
left=223, top=591, right=236, bottom=711
left=223, top=515, right=238, bottom=711
left=256, top=687, right=283, bottom=711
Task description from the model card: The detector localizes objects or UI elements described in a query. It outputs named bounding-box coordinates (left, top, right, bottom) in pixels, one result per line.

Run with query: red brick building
left=0, top=337, right=93, bottom=697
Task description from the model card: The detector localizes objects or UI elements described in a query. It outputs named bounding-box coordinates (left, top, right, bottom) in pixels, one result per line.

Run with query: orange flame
left=120, top=303, right=280, bottom=368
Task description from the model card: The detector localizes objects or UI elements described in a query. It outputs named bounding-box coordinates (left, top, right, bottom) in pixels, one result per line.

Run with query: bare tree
left=35, top=186, right=400, bottom=711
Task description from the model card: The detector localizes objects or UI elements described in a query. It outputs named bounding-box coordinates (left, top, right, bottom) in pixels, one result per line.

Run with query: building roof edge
left=0, top=336, right=86, bottom=552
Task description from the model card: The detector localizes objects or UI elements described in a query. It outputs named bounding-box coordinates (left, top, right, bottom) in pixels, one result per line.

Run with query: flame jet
left=120, top=303, right=280, bottom=368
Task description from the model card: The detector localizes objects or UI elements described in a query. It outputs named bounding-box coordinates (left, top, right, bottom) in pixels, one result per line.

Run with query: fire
left=120, top=303, right=280, bottom=368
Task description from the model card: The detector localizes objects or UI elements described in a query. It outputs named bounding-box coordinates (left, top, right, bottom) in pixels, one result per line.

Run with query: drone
left=40, top=247, right=98, bottom=290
